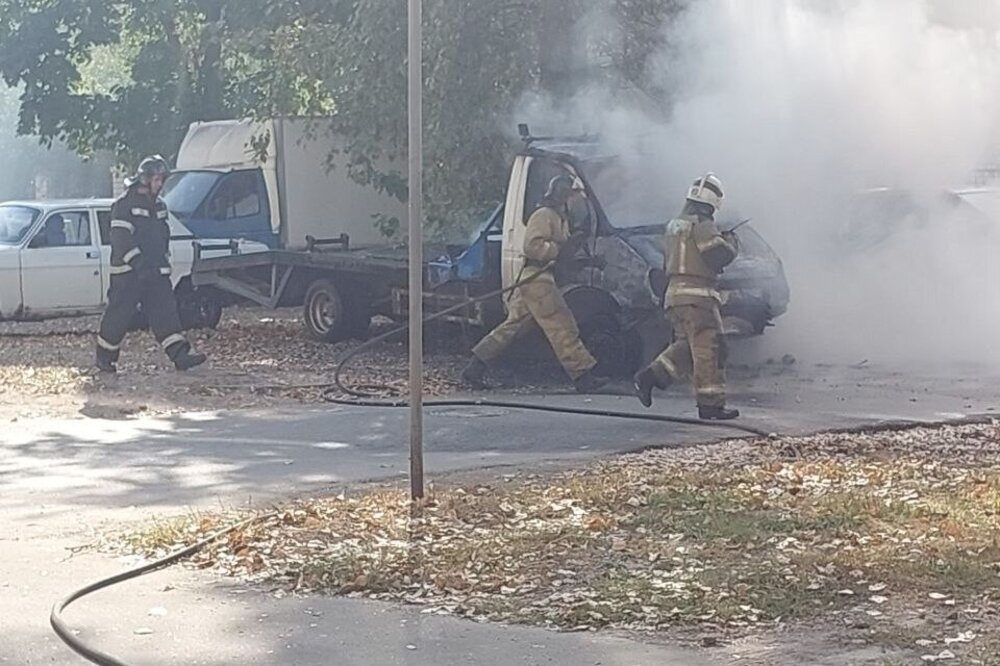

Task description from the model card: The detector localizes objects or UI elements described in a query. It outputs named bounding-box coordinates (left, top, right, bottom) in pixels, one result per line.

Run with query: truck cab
left=427, top=130, right=791, bottom=374
left=162, top=168, right=275, bottom=247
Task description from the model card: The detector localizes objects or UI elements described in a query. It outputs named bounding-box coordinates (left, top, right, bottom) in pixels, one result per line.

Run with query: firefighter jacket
left=664, top=212, right=738, bottom=308
left=522, top=206, right=570, bottom=279
left=109, top=188, right=172, bottom=279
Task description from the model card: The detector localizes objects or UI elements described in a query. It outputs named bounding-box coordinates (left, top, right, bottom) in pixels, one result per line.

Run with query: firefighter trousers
left=651, top=303, right=727, bottom=408
left=472, top=272, right=596, bottom=380
left=96, top=273, right=189, bottom=363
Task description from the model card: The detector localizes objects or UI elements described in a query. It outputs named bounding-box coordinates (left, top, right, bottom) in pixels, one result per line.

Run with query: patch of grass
left=122, top=422, right=1000, bottom=646
left=120, top=511, right=219, bottom=554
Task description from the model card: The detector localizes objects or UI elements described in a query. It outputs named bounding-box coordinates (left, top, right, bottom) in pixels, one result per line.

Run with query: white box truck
left=165, top=117, right=406, bottom=249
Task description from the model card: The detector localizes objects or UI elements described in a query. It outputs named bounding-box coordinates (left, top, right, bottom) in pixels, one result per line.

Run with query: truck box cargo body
left=166, top=117, right=406, bottom=249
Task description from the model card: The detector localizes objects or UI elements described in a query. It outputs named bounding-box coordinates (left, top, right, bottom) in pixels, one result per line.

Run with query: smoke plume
left=518, top=0, right=1000, bottom=369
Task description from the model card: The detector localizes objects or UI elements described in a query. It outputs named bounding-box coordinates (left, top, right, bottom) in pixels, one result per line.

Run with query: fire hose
left=321, top=263, right=774, bottom=438
left=52, top=259, right=774, bottom=666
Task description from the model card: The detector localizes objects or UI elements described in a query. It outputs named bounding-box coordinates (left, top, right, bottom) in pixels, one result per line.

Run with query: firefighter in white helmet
left=633, top=173, right=740, bottom=420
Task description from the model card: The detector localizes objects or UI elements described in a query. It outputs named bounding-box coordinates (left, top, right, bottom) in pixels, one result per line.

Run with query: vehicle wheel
left=303, top=279, right=350, bottom=342
left=176, top=284, right=223, bottom=330
left=579, top=313, right=641, bottom=377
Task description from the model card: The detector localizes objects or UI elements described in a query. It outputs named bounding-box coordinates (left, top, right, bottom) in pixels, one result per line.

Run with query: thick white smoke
left=518, top=0, right=1000, bottom=369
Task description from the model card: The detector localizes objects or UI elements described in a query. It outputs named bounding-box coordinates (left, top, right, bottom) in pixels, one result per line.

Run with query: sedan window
left=0, top=205, right=41, bottom=245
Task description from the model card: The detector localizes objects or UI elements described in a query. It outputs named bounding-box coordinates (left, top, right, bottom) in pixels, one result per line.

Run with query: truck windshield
left=162, top=171, right=222, bottom=217
left=0, top=205, right=41, bottom=245
left=579, top=157, right=674, bottom=228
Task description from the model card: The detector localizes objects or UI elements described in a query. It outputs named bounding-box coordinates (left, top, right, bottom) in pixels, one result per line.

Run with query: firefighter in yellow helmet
left=461, top=174, right=610, bottom=393
left=634, top=173, right=740, bottom=420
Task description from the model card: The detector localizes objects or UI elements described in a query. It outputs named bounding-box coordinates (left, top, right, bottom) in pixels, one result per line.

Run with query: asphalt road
left=2, top=363, right=997, bottom=665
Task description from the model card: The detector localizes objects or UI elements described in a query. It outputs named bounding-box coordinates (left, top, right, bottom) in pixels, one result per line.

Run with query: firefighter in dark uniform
left=95, top=155, right=206, bottom=373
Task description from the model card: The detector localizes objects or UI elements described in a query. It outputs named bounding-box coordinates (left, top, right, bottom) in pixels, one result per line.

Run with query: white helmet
left=687, top=173, right=724, bottom=211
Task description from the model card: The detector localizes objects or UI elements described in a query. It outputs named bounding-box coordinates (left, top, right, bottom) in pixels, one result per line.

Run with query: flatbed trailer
left=190, top=235, right=493, bottom=343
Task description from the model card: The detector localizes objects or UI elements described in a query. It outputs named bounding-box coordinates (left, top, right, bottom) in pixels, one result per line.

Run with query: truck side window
left=523, top=159, right=575, bottom=224
left=205, top=171, right=262, bottom=220
left=523, top=159, right=596, bottom=233
left=97, top=210, right=112, bottom=246
left=29, top=211, right=92, bottom=248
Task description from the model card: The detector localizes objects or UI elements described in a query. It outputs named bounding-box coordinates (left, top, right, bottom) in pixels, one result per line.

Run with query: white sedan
left=0, top=198, right=267, bottom=329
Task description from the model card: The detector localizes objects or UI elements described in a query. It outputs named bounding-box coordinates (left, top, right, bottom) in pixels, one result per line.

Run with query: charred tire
left=564, top=286, right=640, bottom=377
left=304, top=278, right=371, bottom=343
left=579, top=313, right=641, bottom=377
left=176, top=282, right=223, bottom=331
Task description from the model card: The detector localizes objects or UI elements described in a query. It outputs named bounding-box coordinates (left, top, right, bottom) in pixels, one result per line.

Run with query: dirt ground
left=0, top=308, right=475, bottom=420
left=0, top=306, right=808, bottom=422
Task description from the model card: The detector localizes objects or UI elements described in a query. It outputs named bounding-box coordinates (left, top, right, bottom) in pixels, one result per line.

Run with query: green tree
left=0, top=0, right=324, bottom=166
left=266, top=0, right=687, bottom=240
left=0, top=0, right=686, bottom=236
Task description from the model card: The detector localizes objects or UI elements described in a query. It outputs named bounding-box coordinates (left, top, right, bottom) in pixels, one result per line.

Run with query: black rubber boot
left=460, top=357, right=488, bottom=390
left=633, top=367, right=659, bottom=408
left=95, top=357, right=118, bottom=374
left=698, top=405, right=740, bottom=421
left=574, top=370, right=610, bottom=394
left=174, top=350, right=207, bottom=371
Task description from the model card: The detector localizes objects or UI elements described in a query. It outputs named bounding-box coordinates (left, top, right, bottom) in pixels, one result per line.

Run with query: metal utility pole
left=407, top=0, right=425, bottom=501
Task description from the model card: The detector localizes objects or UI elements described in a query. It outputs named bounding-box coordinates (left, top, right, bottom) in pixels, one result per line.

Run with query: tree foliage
left=0, top=0, right=686, bottom=238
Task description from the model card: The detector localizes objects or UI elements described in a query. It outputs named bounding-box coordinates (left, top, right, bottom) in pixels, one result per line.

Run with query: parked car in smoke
left=530, top=137, right=790, bottom=337
left=842, top=186, right=1000, bottom=252
left=0, top=199, right=267, bottom=329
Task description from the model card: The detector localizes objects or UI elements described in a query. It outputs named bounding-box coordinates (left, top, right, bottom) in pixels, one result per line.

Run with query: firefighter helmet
left=134, top=155, right=171, bottom=186
left=687, top=173, right=724, bottom=211
left=544, top=174, right=586, bottom=202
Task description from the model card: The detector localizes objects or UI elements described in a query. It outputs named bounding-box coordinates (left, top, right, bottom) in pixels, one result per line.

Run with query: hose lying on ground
left=322, top=265, right=775, bottom=438
left=51, top=265, right=1000, bottom=664
left=51, top=513, right=275, bottom=666
left=49, top=412, right=999, bottom=666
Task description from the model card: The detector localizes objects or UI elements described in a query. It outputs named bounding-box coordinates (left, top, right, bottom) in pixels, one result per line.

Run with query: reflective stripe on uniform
left=668, top=285, right=721, bottom=301
left=667, top=218, right=693, bottom=274
left=96, top=336, right=120, bottom=352
left=696, top=385, right=726, bottom=396
left=109, top=264, right=132, bottom=275
left=110, top=219, right=135, bottom=233
left=131, top=208, right=150, bottom=217
left=161, top=333, right=186, bottom=351
left=159, top=266, right=171, bottom=276
left=123, top=248, right=142, bottom=264
left=696, top=235, right=733, bottom=255
left=157, top=209, right=168, bottom=219
left=655, top=355, right=681, bottom=380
